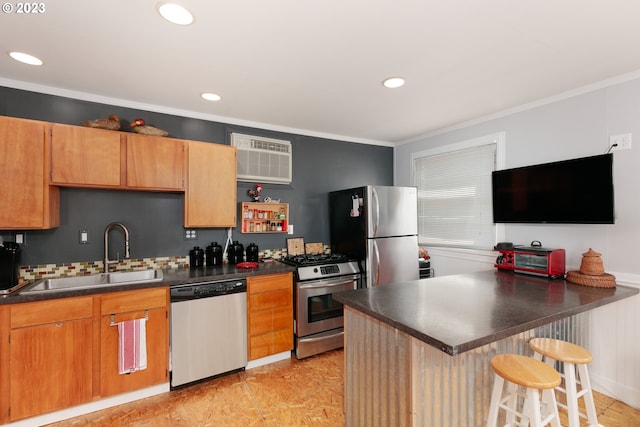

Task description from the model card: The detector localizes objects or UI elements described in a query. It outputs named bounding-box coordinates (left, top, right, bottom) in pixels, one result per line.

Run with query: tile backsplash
left=19, top=246, right=329, bottom=281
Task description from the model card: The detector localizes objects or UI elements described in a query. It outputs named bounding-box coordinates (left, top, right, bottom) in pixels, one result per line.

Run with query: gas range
left=281, top=253, right=360, bottom=281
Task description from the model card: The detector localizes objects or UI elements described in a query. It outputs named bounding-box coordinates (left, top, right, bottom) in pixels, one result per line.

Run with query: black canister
left=227, top=241, right=244, bottom=265
left=189, top=246, right=204, bottom=269
left=205, top=242, right=223, bottom=267
left=246, top=243, right=259, bottom=262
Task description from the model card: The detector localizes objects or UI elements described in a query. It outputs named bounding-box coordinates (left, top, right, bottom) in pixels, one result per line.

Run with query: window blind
left=413, top=143, right=496, bottom=249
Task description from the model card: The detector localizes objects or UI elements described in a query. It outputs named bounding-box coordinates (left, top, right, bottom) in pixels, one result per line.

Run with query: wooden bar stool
left=487, top=354, right=561, bottom=427
left=529, top=338, right=599, bottom=427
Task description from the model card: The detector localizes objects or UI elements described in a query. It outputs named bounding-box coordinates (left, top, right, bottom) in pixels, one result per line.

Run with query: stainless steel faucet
left=104, top=222, right=130, bottom=273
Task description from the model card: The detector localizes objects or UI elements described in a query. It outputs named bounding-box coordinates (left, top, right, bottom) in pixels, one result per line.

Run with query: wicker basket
left=566, top=270, right=616, bottom=288
left=566, top=248, right=616, bottom=288
left=579, top=248, right=605, bottom=275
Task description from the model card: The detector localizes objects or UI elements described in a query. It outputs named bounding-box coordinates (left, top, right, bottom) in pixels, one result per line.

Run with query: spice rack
left=241, top=202, right=289, bottom=233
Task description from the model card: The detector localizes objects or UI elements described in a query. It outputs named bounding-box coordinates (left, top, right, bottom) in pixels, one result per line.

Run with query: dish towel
left=117, top=318, right=148, bottom=375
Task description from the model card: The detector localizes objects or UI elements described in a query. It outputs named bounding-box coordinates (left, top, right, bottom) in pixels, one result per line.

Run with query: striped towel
left=117, top=318, right=148, bottom=374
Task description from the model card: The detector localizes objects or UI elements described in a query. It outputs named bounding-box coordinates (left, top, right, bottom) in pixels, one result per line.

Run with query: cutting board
left=287, top=238, right=305, bottom=256
left=305, top=242, right=324, bottom=254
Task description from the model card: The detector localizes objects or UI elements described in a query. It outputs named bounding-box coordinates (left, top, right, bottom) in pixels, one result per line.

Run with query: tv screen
left=492, top=154, right=614, bottom=224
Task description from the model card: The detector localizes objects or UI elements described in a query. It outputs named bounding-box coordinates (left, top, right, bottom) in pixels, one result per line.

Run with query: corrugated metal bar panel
left=344, top=307, right=589, bottom=427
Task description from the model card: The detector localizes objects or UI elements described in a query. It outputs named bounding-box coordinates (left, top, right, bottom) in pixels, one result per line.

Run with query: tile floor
left=45, top=349, right=640, bottom=427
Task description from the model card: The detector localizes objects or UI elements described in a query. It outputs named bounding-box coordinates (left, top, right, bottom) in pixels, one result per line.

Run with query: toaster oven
left=494, top=242, right=565, bottom=279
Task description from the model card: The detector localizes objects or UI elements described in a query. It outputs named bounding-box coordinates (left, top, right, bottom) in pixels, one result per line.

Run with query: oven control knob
left=313, top=268, right=319, bottom=273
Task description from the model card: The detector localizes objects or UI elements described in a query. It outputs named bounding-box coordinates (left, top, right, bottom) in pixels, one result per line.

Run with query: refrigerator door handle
left=371, top=186, right=380, bottom=237
left=372, top=240, right=380, bottom=287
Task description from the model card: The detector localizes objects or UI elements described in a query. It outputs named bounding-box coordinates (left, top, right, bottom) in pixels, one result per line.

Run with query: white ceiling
left=3, top=1, right=640, bottom=145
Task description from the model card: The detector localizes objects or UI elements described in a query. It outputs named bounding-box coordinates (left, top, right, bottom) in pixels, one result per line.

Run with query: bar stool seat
left=486, top=354, right=561, bottom=427
left=530, top=338, right=599, bottom=427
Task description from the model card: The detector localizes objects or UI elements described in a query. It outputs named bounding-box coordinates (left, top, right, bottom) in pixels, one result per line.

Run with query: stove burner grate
left=282, top=253, right=350, bottom=267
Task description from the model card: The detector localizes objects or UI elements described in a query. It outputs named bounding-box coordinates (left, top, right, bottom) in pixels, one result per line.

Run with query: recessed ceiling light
left=157, top=3, right=194, bottom=25
left=201, top=92, right=222, bottom=102
left=382, top=77, right=405, bottom=89
left=9, top=51, right=43, bottom=66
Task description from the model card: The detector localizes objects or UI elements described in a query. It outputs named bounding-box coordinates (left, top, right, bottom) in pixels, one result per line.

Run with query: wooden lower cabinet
left=99, top=288, right=169, bottom=397
left=7, top=296, right=94, bottom=422
left=247, top=273, right=293, bottom=360
left=0, top=287, right=169, bottom=424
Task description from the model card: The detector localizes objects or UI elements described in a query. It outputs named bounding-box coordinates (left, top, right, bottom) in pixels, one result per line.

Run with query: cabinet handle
left=55, top=322, right=63, bottom=328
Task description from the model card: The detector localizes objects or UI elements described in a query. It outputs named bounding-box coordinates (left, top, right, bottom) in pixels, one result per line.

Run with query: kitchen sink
left=21, top=269, right=164, bottom=293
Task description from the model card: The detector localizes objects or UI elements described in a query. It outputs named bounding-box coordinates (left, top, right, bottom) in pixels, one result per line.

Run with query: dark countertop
left=0, top=261, right=296, bottom=304
left=333, top=269, right=639, bottom=356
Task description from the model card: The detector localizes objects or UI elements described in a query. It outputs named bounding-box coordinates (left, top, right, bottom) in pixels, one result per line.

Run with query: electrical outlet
left=609, top=133, right=632, bottom=151
left=15, top=232, right=25, bottom=245
left=288, top=225, right=294, bottom=235
left=184, top=229, right=197, bottom=240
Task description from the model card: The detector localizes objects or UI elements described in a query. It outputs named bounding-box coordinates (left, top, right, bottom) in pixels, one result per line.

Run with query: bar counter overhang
left=333, top=270, right=638, bottom=427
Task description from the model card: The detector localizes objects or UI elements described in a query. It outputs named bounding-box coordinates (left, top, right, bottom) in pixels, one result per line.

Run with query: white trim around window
left=410, top=132, right=506, bottom=249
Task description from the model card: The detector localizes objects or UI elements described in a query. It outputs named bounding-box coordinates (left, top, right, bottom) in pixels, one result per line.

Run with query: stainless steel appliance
left=329, top=185, right=419, bottom=287
left=283, top=254, right=360, bottom=359
left=170, top=278, right=247, bottom=388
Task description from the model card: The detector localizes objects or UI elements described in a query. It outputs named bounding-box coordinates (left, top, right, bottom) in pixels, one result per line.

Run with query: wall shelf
left=241, top=202, right=288, bottom=233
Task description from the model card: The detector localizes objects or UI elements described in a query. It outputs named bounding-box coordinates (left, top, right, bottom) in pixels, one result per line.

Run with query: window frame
left=410, top=132, right=506, bottom=249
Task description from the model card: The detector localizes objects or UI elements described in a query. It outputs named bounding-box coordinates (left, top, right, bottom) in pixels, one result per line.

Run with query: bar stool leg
left=578, top=363, right=599, bottom=426
left=542, top=388, right=562, bottom=427
left=505, top=381, right=518, bottom=426
left=565, top=361, right=580, bottom=427
left=525, top=387, right=543, bottom=427
left=486, top=374, right=504, bottom=427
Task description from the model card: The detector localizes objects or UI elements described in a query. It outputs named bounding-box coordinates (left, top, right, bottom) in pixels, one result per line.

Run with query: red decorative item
left=236, top=261, right=258, bottom=269
left=248, top=184, right=263, bottom=202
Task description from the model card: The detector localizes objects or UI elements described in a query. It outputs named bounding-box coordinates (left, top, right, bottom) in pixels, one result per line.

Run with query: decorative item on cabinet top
left=81, top=114, right=121, bottom=130
left=130, top=118, right=169, bottom=137
left=241, top=202, right=288, bottom=233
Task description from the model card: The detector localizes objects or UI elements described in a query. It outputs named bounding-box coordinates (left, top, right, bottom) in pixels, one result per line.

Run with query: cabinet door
left=0, top=116, right=59, bottom=229
left=247, top=273, right=293, bottom=360
left=184, top=141, right=237, bottom=227
left=126, top=134, right=184, bottom=190
left=9, top=297, right=93, bottom=421
left=99, top=288, right=169, bottom=397
left=51, top=123, right=122, bottom=187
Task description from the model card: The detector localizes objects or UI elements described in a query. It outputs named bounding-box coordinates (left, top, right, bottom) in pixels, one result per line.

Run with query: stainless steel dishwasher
left=170, top=278, right=247, bottom=388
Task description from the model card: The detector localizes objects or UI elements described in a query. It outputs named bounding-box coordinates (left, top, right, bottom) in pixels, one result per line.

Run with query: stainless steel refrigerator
left=329, top=185, right=419, bottom=287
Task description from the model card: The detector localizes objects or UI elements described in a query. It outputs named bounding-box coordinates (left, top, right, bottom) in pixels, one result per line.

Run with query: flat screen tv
left=492, top=153, right=614, bottom=224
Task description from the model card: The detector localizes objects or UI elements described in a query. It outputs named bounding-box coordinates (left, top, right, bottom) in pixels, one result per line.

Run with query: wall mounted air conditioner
left=231, top=133, right=292, bottom=184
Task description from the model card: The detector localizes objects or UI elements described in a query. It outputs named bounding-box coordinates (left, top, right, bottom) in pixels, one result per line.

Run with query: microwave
left=494, top=244, right=565, bottom=279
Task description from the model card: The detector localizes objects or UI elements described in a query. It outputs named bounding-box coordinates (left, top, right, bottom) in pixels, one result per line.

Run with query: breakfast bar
left=333, top=270, right=638, bottom=427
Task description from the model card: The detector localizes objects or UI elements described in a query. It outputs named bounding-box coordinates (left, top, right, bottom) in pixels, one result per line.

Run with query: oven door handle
left=298, top=275, right=359, bottom=290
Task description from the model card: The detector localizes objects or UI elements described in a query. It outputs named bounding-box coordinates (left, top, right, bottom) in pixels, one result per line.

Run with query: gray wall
left=0, top=86, right=393, bottom=265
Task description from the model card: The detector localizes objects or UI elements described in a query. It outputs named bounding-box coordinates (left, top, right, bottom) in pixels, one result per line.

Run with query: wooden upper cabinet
left=126, top=134, right=184, bottom=191
left=184, top=141, right=237, bottom=227
left=51, top=123, right=122, bottom=187
left=0, top=116, right=60, bottom=229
